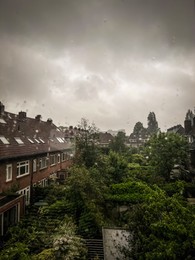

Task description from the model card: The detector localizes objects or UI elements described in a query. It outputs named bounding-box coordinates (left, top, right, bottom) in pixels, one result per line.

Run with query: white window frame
left=62, top=152, right=67, bottom=162
left=40, top=157, right=48, bottom=169
left=40, top=178, right=48, bottom=187
left=58, top=153, right=61, bottom=163
left=17, top=160, right=29, bottom=178
left=6, top=164, right=12, bottom=182
left=17, top=186, right=30, bottom=205
left=50, top=154, right=56, bottom=166
left=33, top=159, right=37, bottom=172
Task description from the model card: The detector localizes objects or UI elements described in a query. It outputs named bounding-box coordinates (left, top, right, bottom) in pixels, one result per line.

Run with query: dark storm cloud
left=0, top=0, right=194, bottom=132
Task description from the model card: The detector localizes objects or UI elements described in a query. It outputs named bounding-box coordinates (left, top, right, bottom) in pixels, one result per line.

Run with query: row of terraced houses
left=0, top=102, right=73, bottom=236
left=1, top=101, right=195, bottom=237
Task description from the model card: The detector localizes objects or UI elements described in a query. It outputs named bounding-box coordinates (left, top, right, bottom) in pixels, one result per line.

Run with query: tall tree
left=74, top=118, right=100, bottom=168
left=109, top=131, right=127, bottom=154
left=147, top=112, right=159, bottom=134
left=133, top=122, right=145, bottom=135
left=144, top=132, right=189, bottom=181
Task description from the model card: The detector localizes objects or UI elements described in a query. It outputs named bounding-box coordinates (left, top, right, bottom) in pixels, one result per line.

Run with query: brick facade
left=0, top=102, right=74, bottom=236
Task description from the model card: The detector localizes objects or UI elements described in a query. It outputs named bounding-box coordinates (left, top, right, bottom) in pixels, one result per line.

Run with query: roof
left=167, top=124, right=185, bottom=135
left=98, top=132, right=114, bottom=144
left=0, top=109, right=72, bottom=161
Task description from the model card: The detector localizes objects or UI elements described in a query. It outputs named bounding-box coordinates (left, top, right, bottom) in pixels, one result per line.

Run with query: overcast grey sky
left=0, top=0, right=194, bottom=134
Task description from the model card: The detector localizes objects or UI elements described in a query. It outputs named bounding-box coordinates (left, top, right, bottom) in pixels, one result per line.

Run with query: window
left=34, top=138, right=40, bottom=143
left=40, top=178, right=48, bottom=187
left=0, top=118, right=6, bottom=124
left=27, top=137, right=34, bottom=143
left=17, top=161, right=29, bottom=177
left=0, top=136, right=10, bottom=144
left=50, top=154, right=56, bottom=165
left=33, top=159, right=37, bottom=172
left=17, top=186, right=30, bottom=205
left=39, top=138, right=45, bottom=143
left=40, top=157, right=48, bottom=169
left=56, top=137, right=64, bottom=143
left=62, top=152, right=67, bottom=162
left=14, top=137, right=24, bottom=144
left=6, top=164, right=12, bottom=181
left=58, top=153, right=61, bottom=163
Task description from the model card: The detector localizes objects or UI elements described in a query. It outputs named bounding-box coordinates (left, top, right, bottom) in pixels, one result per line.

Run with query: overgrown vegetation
left=1, top=123, right=195, bottom=259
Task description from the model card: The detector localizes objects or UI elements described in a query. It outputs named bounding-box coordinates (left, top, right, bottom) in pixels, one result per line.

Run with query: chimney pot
left=35, top=115, right=42, bottom=121
left=47, top=118, right=53, bottom=124
left=18, top=111, right=26, bottom=119
left=0, top=102, right=5, bottom=115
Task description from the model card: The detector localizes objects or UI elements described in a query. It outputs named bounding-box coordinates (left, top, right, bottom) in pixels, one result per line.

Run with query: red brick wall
left=0, top=152, right=72, bottom=193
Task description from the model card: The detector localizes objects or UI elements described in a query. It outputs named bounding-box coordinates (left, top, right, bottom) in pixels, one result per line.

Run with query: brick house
left=167, top=124, right=185, bottom=135
left=0, top=102, right=73, bottom=236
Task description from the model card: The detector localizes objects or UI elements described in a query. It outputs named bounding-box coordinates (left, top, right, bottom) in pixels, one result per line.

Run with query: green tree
left=144, top=132, right=189, bottom=181
left=74, top=118, right=100, bottom=168
left=109, top=131, right=127, bottom=154
left=107, top=180, right=195, bottom=259
left=126, top=193, right=195, bottom=259
left=147, top=112, right=159, bottom=134
left=133, top=122, right=145, bottom=135
left=64, top=166, right=107, bottom=238
left=104, top=151, right=129, bottom=184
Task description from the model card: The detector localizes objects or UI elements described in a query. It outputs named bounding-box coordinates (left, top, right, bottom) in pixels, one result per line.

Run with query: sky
left=0, top=0, right=195, bottom=134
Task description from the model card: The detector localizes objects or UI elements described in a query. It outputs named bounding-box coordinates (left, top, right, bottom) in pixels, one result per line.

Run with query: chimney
left=47, top=118, right=53, bottom=124
left=18, top=111, right=26, bottom=119
left=193, top=116, right=195, bottom=128
left=0, top=102, right=5, bottom=115
left=35, top=115, right=42, bottom=121
left=184, top=119, right=192, bottom=134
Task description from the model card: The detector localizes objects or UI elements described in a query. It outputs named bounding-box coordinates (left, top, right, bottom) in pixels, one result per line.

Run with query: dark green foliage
left=147, top=112, right=159, bottom=134
left=104, top=151, right=129, bottom=184
left=109, top=131, right=127, bottom=154
left=73, top=118, right=100, bottom=168
left=133, top=122, right=145, bottom=135
left=107, top=181, right=159, bottom=204
left=144, top=132, right=189, bottom=181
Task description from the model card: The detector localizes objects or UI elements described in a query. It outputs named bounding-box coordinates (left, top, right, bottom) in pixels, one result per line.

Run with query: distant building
left=98, top=132, right=114, bottom=147
left=167, top=124, right=185, bottom=135
left=128, top=112, right=159, bottom=148
left=106, top=129, right=126, bottom=137
left=0, top=102, right=73, bottom=236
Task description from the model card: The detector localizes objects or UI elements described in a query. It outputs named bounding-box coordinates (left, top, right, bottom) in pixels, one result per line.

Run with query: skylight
left=34, top=138, right=41, bottom=143
left=39, top=138, right=45, bottom=143
left=14, top=137, right=24, bottom=144
left=0, top=118, right=6, bottom=124
left=56, top=137, right=64, bottom=143
left=27, top=138, right=34, bottom=143
left=0, top=136, right=10, bottom=144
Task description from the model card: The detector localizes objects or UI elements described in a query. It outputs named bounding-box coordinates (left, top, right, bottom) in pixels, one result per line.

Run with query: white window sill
left=16, top=173, right=29, bottom=178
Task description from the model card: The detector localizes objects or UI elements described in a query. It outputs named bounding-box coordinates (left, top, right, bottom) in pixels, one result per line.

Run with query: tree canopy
left=144, top=132, right=189, bottom=181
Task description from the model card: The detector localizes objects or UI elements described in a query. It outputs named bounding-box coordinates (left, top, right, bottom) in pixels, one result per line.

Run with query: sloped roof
left=98, top=132, right=114, bottom=144
left=167, top=124, right=185, bottom=135
left=0, top=110, right=72, bottom=161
